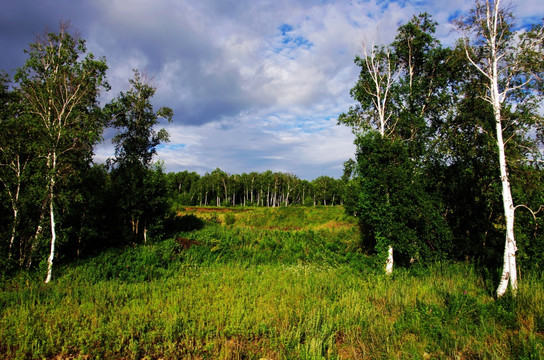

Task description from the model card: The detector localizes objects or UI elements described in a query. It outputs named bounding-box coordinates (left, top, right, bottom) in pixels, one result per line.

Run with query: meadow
left=1, top=206, right=543, bottom=359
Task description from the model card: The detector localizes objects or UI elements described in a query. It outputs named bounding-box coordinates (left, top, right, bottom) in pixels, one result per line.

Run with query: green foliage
left=164, top=168, right=344, bottom=208
left=338, top=9, right=544, bottom=275
left=105, top=71, right=173, bottom=244
left=229, top=206, right=352, bottom=231
left=14, top=25, right=108, bottom=156
left=354, top=132, right=453, bottom=264
left=172, top=223, right=367, bottom=271
left=1, top=24, right=109, bottom=281
left=165, top=213, right=205, bottom=233
left=106, top=70, right=173, bottom=168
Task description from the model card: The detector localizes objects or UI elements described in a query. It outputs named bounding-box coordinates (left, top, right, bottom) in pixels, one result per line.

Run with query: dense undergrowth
left=1, top=206, right=543, bottom=359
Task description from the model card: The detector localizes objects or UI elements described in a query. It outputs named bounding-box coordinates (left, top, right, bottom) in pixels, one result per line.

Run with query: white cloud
left=4, top=0, right=542, bottom=179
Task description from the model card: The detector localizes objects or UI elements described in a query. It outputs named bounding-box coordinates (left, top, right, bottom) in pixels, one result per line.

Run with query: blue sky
left=1, top=0, right=543, bottom=179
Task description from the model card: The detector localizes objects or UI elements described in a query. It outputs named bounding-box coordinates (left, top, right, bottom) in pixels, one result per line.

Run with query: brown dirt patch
left=175, top=236, right=199, bottom=250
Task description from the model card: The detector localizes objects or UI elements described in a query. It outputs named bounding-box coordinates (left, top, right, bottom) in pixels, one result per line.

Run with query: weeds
left=1, top=207, right=543, bottom=359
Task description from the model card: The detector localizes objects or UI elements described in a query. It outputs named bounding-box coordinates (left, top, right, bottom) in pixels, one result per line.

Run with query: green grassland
left=1, top=206, right=543, bottom=359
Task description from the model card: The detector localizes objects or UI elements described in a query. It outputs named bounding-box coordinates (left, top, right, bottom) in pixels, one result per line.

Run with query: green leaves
left=105, top=70, right=174, bottom=244
left=3, top=24, right=109, bottom=278
left=353, top=132, right=452, bottom=263
left=107, top=70, right=173, bottom=169
left=340, top=6, right=544, bottom=272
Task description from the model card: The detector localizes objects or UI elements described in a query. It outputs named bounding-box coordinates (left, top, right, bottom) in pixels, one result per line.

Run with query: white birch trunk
left=489, top=0, right=517, bottom=297
left=385, top=246, right=394, bottom=275
left=458, top=0, right=523, bottom=297
left=6, top=175, right=20, bottom=259
left=45, top=159, right=57, bottom=284
left=143, top=226, right=147, bottom=244
left=494, top=98, right=517, bottom=297
left=8, top=208, right=18, bottom=258
left=2, top=155, right=25, bottom=260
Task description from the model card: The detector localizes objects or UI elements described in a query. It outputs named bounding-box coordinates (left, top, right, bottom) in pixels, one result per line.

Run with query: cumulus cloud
left=1, top=0, right=542, bottom=179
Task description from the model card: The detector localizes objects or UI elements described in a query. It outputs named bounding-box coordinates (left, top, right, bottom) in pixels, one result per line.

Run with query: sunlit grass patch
left=1, top=206, right=544, bottom=359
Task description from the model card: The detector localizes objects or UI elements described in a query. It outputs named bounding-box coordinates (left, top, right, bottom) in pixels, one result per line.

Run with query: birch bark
left=45, top=155, right=56, bottom=283
left=15, top=25, right=108, bottom=282
left=456, top=0, right=544, bottom=296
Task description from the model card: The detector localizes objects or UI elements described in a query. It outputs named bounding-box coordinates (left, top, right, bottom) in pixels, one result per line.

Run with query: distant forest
left=166, top=169, right=345, bottom=208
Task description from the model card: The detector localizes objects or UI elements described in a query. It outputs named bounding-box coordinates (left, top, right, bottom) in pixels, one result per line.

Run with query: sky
left=1, top=0, right=543, bottom=179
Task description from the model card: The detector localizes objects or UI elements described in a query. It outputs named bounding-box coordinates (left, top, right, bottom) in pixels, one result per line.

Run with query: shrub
left=165, top=213, right=204, bottom=233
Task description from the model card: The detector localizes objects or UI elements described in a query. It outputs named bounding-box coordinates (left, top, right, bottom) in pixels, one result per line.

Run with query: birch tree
left=106, top=70, right=173, bottom=243
left=339, top=42, right=399, bottom=274
left=340, top=14, right=456, bottom=273
left=455, top=0, right=544, bottom=297
left=0, top=73, right=25, bottom=260
left=14, top=24, right=108, bottom=283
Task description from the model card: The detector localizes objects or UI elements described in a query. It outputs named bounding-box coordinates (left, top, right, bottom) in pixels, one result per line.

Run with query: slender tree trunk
left=486, top=28, right=518, bottom=296
left=143, top=225, right=147, bottom=244
left=384, top=188, right=394, bottom=275
left=24, top=199, right=47, bottom=269
left=9, top=207, right=18, bottom=258
left=45, top=160, right=57, bottom=284
left=273, top=180, right=278, bottom=208
left=494, top=98, right=517, bottom=297
left=378, top=111, right=394, bottom=275
left=244, top=185, right=247, bottom=206
left=2, top=156, right=25, bottom=260
left=385, top=246, right=394, bottom=275
left=6, top=175, right=20, bottom=259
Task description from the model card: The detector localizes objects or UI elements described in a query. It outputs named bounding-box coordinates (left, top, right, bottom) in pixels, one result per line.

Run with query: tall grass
left=1, top=207, right=543, bottom=359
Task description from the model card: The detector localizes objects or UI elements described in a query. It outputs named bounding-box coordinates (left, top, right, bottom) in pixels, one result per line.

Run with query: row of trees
left=0, top=24, right=173, bottom=281
left=166, top=169, right=343, bottom=208
left=339, top=0, right=544, bottom=297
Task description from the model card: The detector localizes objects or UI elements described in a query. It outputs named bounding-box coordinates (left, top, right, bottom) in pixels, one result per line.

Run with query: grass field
left=1, top=206, right=543, bottom=359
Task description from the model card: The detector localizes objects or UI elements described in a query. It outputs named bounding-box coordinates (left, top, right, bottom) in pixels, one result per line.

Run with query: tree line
left=339, top=0, right=544, bottom=297
left=166, top=169, right=344, bottom=208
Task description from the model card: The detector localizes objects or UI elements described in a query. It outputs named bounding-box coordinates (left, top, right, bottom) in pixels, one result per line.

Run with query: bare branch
left=514, top=204, right=544, bottom=221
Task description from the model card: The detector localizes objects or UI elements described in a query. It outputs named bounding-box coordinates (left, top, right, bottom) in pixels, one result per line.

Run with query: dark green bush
left=165, top=214, right=205, bottom=233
